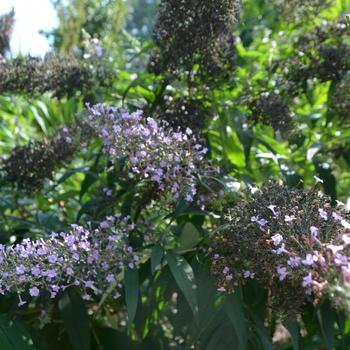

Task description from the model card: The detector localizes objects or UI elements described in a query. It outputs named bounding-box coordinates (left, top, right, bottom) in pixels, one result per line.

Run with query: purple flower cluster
left=210, top=182, right=350, bottom=315
left=0, top=215, right=138, bottom=306
left=86, top=104, right=221, bottom=206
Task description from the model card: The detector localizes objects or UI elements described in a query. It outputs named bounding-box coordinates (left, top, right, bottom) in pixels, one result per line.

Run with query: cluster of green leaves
left=1, top=0, right=350, bottom=349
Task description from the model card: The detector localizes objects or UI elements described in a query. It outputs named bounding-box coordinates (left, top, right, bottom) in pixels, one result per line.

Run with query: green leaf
left=252, top=314, right=273, bottom=350
left=225, top=293, right=248, bottom=350
left=94, top=327, right=137, bottom=350
left=58, top=287, right=90, bottom=350
left=177, top=222, right=202, bottom=252
left=125, top=268, right=139, bottom=326
left=166, top=252, right=198, bottom=316
left=317, top=300, right=335, bottom=350
left=56, top=167, right=87, bottom=185
left=284, top=320, right=300, bottom=350
left=151, top=244, right=164, bottom=274
left=0, top=315, right=35, bottom=349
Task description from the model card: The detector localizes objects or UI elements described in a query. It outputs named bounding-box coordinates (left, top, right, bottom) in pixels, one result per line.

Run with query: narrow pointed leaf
left=125, top=268, right=139, bottom=326
left=166, top=252, right=198, bottom=316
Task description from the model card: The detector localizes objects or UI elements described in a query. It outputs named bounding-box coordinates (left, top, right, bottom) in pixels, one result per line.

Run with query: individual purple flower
left=277, top=266, right=287, bottom=281
left=310, top=226, right=318, bottom=237
left=272, top=243, right=287, bottom=256
left=48, top=255, right=58, bottom=264
left=284, top=215, right=296, bottom=223
left=84, top=280, right=94, bottom=288
left=287, top=256, right=301, bottom=268
left=302, top=273, right=313, bottom=288
left=243, top=270, right=255, bottom=279
left=106, top=274, right=115, bottom=283
left=334, top=253, right=348, bottom=266
left=251, top=215, right=267, bottom=226
left=267, top=205, right=280, bottom=217
left=318, top=208, right=328, bottom=221
left=332, top=212, right=343, bottom=221
left=16, top=265, right=25, bottom=275
left=250, top=216, right=259, bottom=223
left=310, top=226, right=319, bottom=244
left=100, top=221, right=110, bottom=229
left=271, top=233, right=283, bottom=246
left=302, top=253, right=318, bottom=266
left=225, top=274, right=233, bottom=281
left=342, top=220, right=350, bottom=229
left=31, top=266, right=41, bottom=276
left=223, top=266, right=230, bottom=275
left=46, top=269, right=57, bottom=279
left=258, top=218, right=268, bottom=226
left=29, top=287, right=40, bottom=297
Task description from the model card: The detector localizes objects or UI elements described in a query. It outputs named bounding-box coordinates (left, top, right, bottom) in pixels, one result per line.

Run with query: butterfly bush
left=86, top=104, right=222, bottom=206
left=210, top=182, right=350, bottom=315
left=0, top=214, right=139, bottom=306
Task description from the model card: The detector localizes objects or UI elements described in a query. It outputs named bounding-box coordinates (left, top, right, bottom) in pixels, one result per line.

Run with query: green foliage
left=1, top=0, right=350, bottom=348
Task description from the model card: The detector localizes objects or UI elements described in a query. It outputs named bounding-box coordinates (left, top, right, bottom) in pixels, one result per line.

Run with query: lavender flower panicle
left=86, top=104, right=222, bottom=207
left=0, top=215, right=138, bottom=306
left=211, top=182, right=350, bottom=315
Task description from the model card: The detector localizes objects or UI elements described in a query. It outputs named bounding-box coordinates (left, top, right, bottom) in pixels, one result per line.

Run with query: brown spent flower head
left=1, top=120, right=94, bottom=192
left=149, top=0, right=240, bottom=79
left=274, top=19, right=350, bottom=94
left=210, top=182, right=350, bottom=316
left=148, top=95, right=209, bottom=133
left=248, top=92, right=294, bottom=132
left=328, top=72, right=350, bottom=121
left=0, top=54, right=113, bottom=98
left=0, top=9, right=15, bottom=56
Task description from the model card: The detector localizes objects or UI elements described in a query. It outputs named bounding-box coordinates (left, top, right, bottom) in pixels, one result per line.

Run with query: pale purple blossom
left=318, top=208, right=328, bottom=221
left=272, top=243, right=287, bottom=255
left=243, top=270, right=255, bottom=279
left=310, top=226, right=319, bottom=244
left=223, top=266, right=230, bottom=275
left=284, top=215, right=296, bottom=223
left=271, top=233, right=283, bottom=246
left=29, top=287, right=39, bottom=297
left=276, top=266, right=287, bottom=281
left=302, top=253, right=318, bottom=266
left=334, top=253, right=348, bottom=266
left=287, top=256, right=301, bottom=268
left=267, top=205, right=280, bottom=217
left=332, top=212, right=343, bottom=221
left=302, top=273, right=313, bottom=288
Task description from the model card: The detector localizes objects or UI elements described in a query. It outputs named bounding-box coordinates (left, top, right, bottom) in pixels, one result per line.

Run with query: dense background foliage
left=1, top=0, right=350, bottom=349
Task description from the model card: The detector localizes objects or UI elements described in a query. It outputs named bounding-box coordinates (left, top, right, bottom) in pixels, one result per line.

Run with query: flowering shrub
left=1, top=0, right=350, bottom=348
left=211, top=182, right=350, bottom=315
